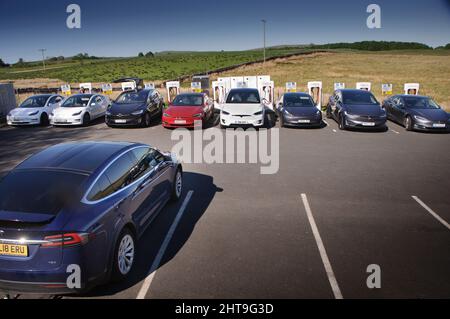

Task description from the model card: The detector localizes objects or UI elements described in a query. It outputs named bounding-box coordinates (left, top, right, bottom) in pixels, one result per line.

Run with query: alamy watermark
left=367, top=4, right=382, bottom=29
left=66, top=4, right=81, bottom=29
left=171, top=124, right=280, bottom=175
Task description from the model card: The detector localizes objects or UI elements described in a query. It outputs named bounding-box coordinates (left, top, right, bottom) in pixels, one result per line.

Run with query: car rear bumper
left=220, top=114, right=264, bottom=127
left=346, top=117, right=387, bottom=129
left=283, top=115, right=323, bottom=127
left=7, top=116, right=41, bottom=126
left=51, top=116, right=83, bottom=126
left=106, top=115, right=142, bottom=127
left=162, top=117, right=203, bottom=128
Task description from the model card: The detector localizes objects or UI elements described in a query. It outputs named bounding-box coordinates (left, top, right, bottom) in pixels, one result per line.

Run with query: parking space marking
left=389, top=128, right=400, bottom=134
left=412, top=196, right=450, bottom=231
left=323, top=120, right=329, bottom=126
left=136, top=190, right=194, bottom=299
left=301, top=194, right=343, bottom=299
left=332, top=129, right=337, bottom=133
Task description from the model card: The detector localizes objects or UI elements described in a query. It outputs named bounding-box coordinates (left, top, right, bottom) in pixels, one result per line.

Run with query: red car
left=162, top=93, right=214, bottom=128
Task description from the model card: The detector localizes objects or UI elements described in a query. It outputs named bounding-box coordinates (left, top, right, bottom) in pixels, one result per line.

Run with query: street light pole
left=261, top=19, right=266, bottom=64
left=38, top=49, right=46, bottom=71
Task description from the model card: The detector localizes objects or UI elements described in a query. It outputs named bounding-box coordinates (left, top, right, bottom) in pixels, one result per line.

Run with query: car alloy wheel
left=82, top=113, right=90, bottom=127
left=171, top=169, right=182, bottom=201
left=143, top=112, right=151, bottom=127
left=339, top=113, right=346, bottom=130
left=405, top=116, right=413, bottom=131
left=117, top=233, right=135, bottom=276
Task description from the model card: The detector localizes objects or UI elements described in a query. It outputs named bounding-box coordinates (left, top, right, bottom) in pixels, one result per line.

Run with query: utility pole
left=261, top=19, right=266, bottom=64
left=38, top=49, right=46, bottom=70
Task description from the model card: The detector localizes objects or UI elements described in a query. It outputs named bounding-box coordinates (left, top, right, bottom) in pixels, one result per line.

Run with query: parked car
left=382, top=95, right=450, bottom=132
left=0, top=141, right=183, bottom=294
left=162, top=93, right=214, bottom=129
left=106, top=89, right=164, bottom=127
left=220, top=88, right=265, bottom=129
left=51, top=94, right=110, bottom=126
left=326, top=89, right=387, bottom=131
left=276, top=93, right=323, bottom=128
left=7, top=94, right=64, bottom=126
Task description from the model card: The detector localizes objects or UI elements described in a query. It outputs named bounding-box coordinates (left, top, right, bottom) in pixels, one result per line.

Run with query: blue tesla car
left=0, top=142, right=183, bottom=294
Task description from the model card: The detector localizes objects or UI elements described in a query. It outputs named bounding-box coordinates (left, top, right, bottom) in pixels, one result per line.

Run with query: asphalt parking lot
left=0, top=115, right=449, bottom=299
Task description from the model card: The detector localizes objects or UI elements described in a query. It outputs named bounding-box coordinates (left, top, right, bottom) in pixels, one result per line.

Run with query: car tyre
left=338, top=113, right=346, bottom=130
left=326, top=106, right=332, bottom=119
left=40, top=113, right=49, bottom=126
left=404, top=116, right=413, bottom=131
left=82, top=113, right=90, bottom=127
left=142, top=112, right=151, bottom=127
left=171, top=168, right=183, bottom=202
left=111, top=228, right=136, bottom=282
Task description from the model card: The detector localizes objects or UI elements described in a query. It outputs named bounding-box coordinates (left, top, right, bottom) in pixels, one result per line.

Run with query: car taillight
left=42, top=233, right=89, bottom=248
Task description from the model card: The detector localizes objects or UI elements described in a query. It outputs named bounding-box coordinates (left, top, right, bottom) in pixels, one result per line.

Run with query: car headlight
left=283, top=109, right=294, bottom=117
left=72, top=111, right=82, bottom=116
left=192, top=113, right=203, bottom=118
left=414, top=115, right=428, bottom=122
left=222, top=110, right=230, bottom=115
left=28, top=111, right=39, bottom=116
left=132, top=110, right=144, bottom=116
left=253, top=111, right=263, bottom=116
left=106, top=111, right=111, bottom=116
left=163, top=113, right=171, bottom=118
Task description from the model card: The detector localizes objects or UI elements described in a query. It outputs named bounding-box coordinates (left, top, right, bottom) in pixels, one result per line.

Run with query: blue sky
left=0, top=0, right=449, bottom=63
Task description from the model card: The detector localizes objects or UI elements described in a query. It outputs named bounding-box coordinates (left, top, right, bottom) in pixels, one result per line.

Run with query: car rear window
left=0, top=170, right=87, bottom=215
left=226, top=90, right=260, bottom=104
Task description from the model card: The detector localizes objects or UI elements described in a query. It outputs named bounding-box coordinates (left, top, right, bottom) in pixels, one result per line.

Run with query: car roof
left=394, top=94, right=429, bottom=99
left=338, top=89, right=372, bottom=94
left=69, top=94, right=95, bottom=99
left=15, top=142, right=144, bottom=174
left=229, top=88, right=259, bottom=92
left=284, top=92, right=310, bottom=96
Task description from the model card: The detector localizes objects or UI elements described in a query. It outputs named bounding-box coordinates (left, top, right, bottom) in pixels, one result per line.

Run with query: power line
left=261, top=19, right=267, bottom=64
left=38, top=49, right=47, bottom=71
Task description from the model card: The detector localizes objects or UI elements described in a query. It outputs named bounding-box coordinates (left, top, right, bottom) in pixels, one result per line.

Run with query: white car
left=51, top=94, right=110, bottom=126
left=220, top=88, right=265, bottom=128
left=7, top=94, right=64, bottom=126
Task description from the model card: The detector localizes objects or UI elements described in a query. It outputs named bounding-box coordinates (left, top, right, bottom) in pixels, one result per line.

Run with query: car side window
left=103, top=152, right=136, bottom=194
left=87, top=174, right=112, bottom=201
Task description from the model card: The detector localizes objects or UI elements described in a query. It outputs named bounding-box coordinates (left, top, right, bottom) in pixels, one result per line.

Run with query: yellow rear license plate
left=0, top=244, right=28, bottom=257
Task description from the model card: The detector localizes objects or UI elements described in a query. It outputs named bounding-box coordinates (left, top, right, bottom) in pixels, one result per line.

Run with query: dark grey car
left=276, top=93, right=323, bottom=128
left=382, top=95, right=450, bottom=132
left=326, top=89, right=387, bottom=131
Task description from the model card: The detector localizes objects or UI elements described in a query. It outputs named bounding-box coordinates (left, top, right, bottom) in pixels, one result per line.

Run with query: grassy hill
left=0, top=48, right=310, bottom=83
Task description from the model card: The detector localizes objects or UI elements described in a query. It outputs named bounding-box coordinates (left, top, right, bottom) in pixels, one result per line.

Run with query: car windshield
left=284, top=95, right=315, bottom=107
left=404, top=97, right=440, bottom=109
left=62, top=95, right=92, bottom=108
left=172, top=94, right=203, bottom=106
left=115, top=91, right=149, bottom=104
left=226, top=90, right=260, bottom=104
left=343, top=92, right=379, bottom=105
left=0, top=170, right=87, bottom=215
left=20, top=96, right=48, bottom=108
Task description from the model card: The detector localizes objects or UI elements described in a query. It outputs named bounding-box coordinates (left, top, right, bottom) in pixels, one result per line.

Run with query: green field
left=0, top=48, right=310, bottom=83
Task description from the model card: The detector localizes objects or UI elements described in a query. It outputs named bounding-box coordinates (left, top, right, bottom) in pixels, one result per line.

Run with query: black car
left=106, top=89, right=164, bottom=127
left=382, top=95, right=450, bottom=132
left=326, top=89, right=387, bottom=131
left=276, top=93, right=323, bottom=128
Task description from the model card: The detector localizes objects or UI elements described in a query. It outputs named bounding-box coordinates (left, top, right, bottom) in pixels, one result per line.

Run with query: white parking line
left=332, top=129, right=337, bottom=133
left=390, top=129, right=400, bottom=134
left=136, top=190, right=194, bottom=299
left=323, top=120, right=329, bottom=126
left=301, top=194, right=343, bottom=299
left=412, top=196, right=450, bottom=231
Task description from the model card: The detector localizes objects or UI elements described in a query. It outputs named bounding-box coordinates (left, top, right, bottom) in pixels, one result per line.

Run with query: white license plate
left=56, top=119, right=67, bottom=123
left=115, top=119, right=127, bottom=124
left=433, top=123, right=446, bottom=128
left=174, top=120, right=186, bottom=124
left=362, top=122, right=375, bottom=127
left=298, top=119, right=310, bottom=123
left=234, top=120, right=248, bottom=124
